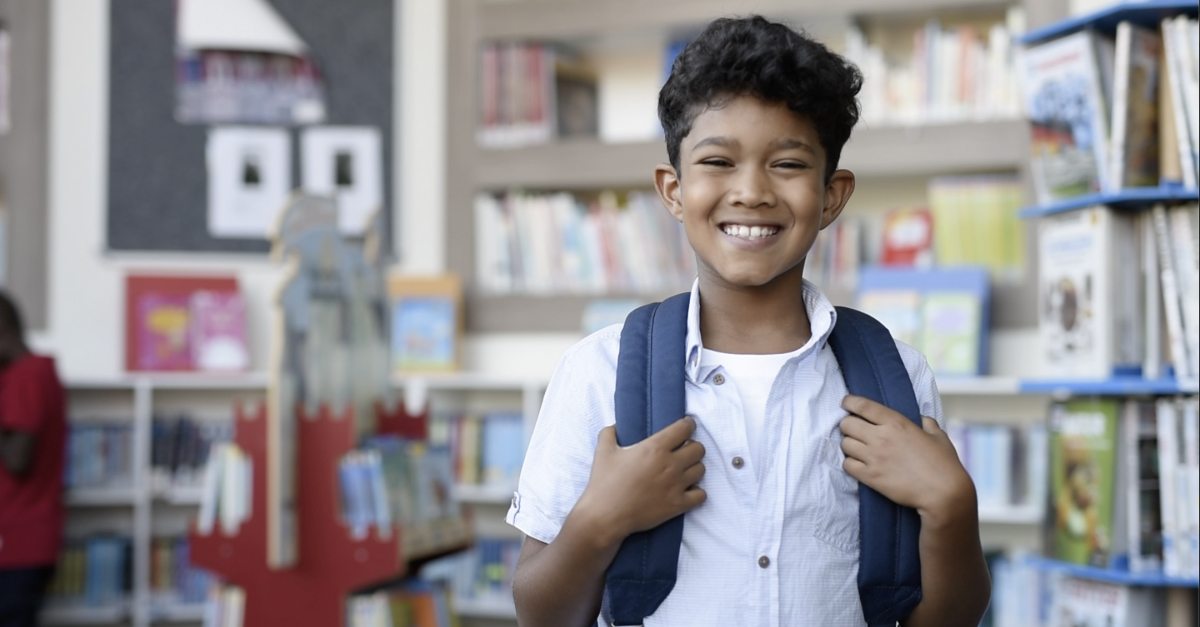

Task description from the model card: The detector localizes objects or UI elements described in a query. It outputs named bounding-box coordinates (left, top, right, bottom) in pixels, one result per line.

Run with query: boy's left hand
left=838, top=395, right=974, bottom=523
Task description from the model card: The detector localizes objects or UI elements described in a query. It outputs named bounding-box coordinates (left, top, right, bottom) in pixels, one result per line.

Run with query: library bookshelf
left=54, top=373, right=544, bottom=627
left=1010, top=2, right=1200, bottom=625
left=445, top=0, right=1073, bottom=335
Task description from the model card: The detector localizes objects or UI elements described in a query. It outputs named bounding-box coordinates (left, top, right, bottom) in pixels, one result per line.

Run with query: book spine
left=1150, top=204, right=1191, bottom=382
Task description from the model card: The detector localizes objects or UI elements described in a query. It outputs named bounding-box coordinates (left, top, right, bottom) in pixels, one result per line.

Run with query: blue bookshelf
left=1017, top=186, right=1200, bottom=219
left=1017, top=0, right=1199, bottom=45
left=1019, top=376, right=1200, bottom=396
left=1026, top=556, right=1200, bottom=588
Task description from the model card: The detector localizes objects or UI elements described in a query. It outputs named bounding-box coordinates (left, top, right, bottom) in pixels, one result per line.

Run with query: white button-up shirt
left=506, top=280, right=944, bottom=626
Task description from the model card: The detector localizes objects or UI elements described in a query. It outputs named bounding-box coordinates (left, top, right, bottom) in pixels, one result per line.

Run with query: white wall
left=34, top=0, right=579, bottom=383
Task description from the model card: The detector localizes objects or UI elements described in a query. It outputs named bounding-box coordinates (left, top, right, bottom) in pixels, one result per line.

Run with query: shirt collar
left=684, top=278, right=839, bottom=382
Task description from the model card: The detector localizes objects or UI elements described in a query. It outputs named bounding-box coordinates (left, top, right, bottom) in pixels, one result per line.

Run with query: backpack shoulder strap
left=606, top=293, right=690, bottom=627
left=828, top=306, right=924, bottom=627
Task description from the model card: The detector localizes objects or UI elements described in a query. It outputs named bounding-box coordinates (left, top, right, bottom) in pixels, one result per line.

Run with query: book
left=1037, top=206, right=1143, bottom=378
left=190, top=290, right=250, bottom=372
left=1161, top=17, right=1198, bottom=189
left=1149, top=204, right=1191, bottom=382
left=1049, top=575, right=1165, bottom=627
left=1018, top=30, right=1112, bottom=203
left=855, top=289, right=921, bottom=347
left=879, top=207, right=934, bottom=267
left=1121, top=399, right=1163, bottom=574
left=927, top=175, right=1025, bottom=281
left=480, top=412, right=525, bottom=487
left=1167, top=204, right=1199, bottom=381
left=1049, top=398, right=1120, bottom=567
left=919, top=291, right=983, bottom=377
left=1108, top=22, right=1162, bottom=190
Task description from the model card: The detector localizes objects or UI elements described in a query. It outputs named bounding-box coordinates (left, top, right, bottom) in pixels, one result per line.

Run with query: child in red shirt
left=0, top=291, right=66, bottom=627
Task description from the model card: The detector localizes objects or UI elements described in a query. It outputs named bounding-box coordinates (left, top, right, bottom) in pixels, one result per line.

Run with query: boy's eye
left=775, top=161, right=809, bottom=170
left=700, top=158, right=733, bottom=167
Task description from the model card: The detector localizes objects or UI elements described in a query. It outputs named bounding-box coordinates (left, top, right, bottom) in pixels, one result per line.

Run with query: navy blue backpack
left=607, top=293, right=923, bottom=627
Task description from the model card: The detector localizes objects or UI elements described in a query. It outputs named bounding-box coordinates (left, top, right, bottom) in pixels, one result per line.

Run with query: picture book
left=927, top=175, right=1025, bottom=281
left=136, top=292, right=194, bottom=371
left=1037, top=206, right=1143, bottom=378
left=388, top=274, right=463, bottom=374
left=1109, top=21, right=1162, bottom=190
left=1049, top=398, right=1119, bottom=568
left=1121, top=399, right=1162, bottom=574
left=919, top=291, right=982, bottom=377
left=855, top=289, right=921, bottom=347
left=190, top=290, right=249, bottom=372
left=1161, top=16, right=1198, bottom=190
left=1018, top=30, right=1111, bottom=203
left=879, top=207, right=934, bottom=267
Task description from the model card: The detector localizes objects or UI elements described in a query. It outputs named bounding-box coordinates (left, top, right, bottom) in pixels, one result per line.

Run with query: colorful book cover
left=1049, top=398, right=1120, bottom=567
left=189, top=290, right=249, bottom=372
left=136, top=292, right=194, bottom=371
left=919, top=290, right=982, bottom=377
left=1037, top=206, right=1142, bottom=378
left=880, top=207, right=934, bottom=267
left=1018, top=30, right=1111, bottom=203
left=855, top=289, right=921, bottom=347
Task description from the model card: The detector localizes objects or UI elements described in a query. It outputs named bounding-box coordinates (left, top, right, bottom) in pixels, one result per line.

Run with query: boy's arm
left=839, top=395, right=991, bottom=627
left=512, top=418, right=707, bottom=627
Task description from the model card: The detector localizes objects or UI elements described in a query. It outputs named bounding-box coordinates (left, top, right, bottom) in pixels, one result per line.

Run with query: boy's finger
left=682, top=460, right=705, bottom=485
left=682, top=485, right=707, bottom=509
left=676, top=438, right=706, bottom=464
left=841, top=395, right=904, bottom=426
left=649, top=415, right=696, bottom=449
left=840, top=434, right=869, bottom=461
left=839, top=414, right=870, bottom=439
left=920, top=416, right=941, bottom=435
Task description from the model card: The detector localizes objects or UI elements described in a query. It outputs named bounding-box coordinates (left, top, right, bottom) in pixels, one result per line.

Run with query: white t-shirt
left=700, top=347, right=804, bottom=480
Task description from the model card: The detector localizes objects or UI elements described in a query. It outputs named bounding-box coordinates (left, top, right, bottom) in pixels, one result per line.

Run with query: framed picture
left=388, top=274, right=462, bottom=374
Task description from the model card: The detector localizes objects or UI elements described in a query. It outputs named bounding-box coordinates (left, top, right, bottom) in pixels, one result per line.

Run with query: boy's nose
left=728, top=168, right=776, bottom=208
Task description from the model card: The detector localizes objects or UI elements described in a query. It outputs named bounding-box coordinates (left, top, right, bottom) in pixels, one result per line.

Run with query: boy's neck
left=697, top=270, right=812, bottom=355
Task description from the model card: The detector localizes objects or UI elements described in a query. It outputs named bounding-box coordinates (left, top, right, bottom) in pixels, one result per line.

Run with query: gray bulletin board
left=107, top=0, right=394, bottom=253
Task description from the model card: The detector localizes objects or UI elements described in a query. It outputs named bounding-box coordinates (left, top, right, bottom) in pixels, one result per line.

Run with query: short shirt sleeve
left=895, top=339, right=945, bottom=429
left=505, top=326, right=621, bottom=544
left=0, top=357, right=53, bottom=435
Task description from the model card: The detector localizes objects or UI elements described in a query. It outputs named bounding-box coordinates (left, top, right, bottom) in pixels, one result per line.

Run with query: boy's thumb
left=921, top=416, right=942, bottom=435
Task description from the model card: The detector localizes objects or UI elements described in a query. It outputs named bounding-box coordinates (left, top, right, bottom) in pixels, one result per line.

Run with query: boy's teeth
left=722, top=224, right=778, bottom=240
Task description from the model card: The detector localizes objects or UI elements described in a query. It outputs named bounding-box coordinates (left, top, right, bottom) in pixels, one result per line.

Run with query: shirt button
left=731, top=456, right=744, bottom=469
left=713, top=374, right=726, bottom=385
left=758, top=555, right=770, bottom=568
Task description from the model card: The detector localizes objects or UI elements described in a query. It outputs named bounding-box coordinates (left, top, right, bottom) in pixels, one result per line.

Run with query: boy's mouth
left=720, top=223, right=779, bottom=241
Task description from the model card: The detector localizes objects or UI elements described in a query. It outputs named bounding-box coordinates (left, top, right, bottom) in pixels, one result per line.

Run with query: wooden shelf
left=40, top=603, right=130, bottom=625
left=65, top=487, right=138, bottom=507
left=454, top=596, right=518, bottom=620
left=453, top=483, right=517, bottom=505
left=477, top=0, right=1013, bottom=40
left=473, top=120, right=1027, bottom=192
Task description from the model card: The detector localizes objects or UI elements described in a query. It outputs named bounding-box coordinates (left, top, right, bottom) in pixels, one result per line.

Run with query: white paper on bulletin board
left=300, top=126, right=382, bottom=235
left=207, top=126, right=292, bottom=238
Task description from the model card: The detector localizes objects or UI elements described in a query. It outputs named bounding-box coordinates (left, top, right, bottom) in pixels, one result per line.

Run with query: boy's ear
left=820, top=169, right=855, bottom=229
left=654, top=164, right=684, bottom=222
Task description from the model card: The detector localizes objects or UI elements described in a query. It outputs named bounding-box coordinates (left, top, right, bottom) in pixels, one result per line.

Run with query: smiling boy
left=506, top=16, right=990, bottom=627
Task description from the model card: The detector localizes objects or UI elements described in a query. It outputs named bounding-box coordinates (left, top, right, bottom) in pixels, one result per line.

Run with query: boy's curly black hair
left=659, top=15, right=863, bottom=182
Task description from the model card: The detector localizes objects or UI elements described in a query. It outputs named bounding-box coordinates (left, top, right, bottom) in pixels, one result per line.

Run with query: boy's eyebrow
left=691, top=136, right=738, bottom=150
left=771, top=138, right=816, bottom=154
left=690, top=136, right=816, bottom=154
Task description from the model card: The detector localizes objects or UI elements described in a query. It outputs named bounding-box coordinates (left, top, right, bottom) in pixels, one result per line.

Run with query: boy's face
left=655, top=95, right=854, bottom=291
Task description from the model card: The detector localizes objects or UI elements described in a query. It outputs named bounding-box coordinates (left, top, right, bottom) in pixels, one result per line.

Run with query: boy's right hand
left=573, top=416, right=707, bottom=545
